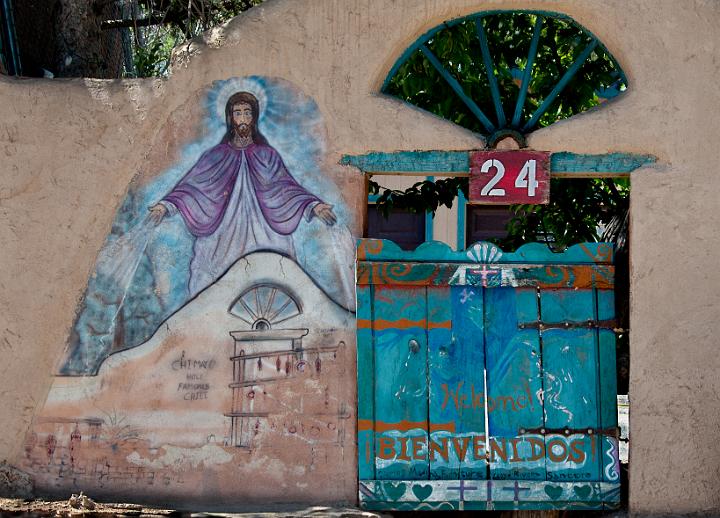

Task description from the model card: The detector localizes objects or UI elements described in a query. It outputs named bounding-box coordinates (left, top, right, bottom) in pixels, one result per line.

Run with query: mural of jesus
left=149, top=91, right=337, bottom=296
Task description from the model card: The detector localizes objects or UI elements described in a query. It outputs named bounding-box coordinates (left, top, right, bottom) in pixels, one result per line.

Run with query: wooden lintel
left=342, top=150, right=656, bottom=177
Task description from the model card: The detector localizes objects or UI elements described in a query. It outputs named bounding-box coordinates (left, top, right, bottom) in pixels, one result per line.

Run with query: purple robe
left=162, top=142, right=321, bottom=295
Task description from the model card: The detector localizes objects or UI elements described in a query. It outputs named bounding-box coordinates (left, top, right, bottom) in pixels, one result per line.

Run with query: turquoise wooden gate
left=356, top=239, right=620, bottom=511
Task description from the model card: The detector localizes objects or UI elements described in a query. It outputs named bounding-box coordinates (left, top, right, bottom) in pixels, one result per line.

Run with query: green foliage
left=130, top=0, right=264, bottom=78
left=502, top=177, right=629, bottom=251
left=133, top=28, right=181, bottom=77
left=369, top=177, right=467, bottom=217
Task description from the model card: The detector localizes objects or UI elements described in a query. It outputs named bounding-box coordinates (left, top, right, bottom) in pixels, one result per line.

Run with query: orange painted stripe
left=357, top=420, right=456, bottom=433
left=375, top=421, right=428, bottom=432
left=430, top=422, right=456, bottom=433
left=356, top=319, right=451, bottom=331
left=428, top=320, right=452, bottom=330
left=358, top=419, right=374, bottom=431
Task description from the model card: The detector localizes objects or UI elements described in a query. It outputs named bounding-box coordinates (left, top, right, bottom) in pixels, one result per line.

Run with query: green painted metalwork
left=382, top=11, right=626, bottom=137
left=356, top=239, right=619, bottom=510
left=425, top=176, right=434, bottom=242
left=512, top=17, right=543, bottom=127
left=456, top=190, right=467, bottom=251
left=475, top=18, right=506, bottom=128
left=522, top=39, right=599, bottom=132
left=341, top=150, right=656, bottom=176
left=419, top=45, right=496, bottom=133
left=380, top=10, right=579, bottom=94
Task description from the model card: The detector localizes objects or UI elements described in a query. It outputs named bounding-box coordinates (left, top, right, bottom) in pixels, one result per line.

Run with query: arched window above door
left=383, top=11, right=626, bottom=144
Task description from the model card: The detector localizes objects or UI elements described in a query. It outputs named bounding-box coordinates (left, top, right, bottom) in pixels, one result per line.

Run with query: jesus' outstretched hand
left=148, top=203, right=167, bottom=225
left=313, top=203, right=337, bottom=226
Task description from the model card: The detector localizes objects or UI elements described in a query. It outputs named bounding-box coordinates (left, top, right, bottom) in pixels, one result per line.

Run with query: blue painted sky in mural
left=60, top=77, right=354, bottom=375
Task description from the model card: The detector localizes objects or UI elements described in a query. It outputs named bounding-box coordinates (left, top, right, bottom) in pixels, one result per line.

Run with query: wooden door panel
left=373, top=285, right=429, bottom=480
left=428, top=286, right=487, bottom=480
left=540, top=289, right=601, bottom=482
left=597, top=289, right=620, bottom=483
left=485, top=287, right=546, bottom=480
left=357, top=285, right=375, bottom=480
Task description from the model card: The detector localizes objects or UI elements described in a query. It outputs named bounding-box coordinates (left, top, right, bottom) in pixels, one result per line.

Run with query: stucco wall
left=2, top=0, right=720, bottom=514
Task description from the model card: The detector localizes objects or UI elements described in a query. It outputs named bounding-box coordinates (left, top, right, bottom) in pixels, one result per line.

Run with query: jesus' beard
left=231, top=123, right=254, bottom=148
left=234, top=123, right=251, bottom=139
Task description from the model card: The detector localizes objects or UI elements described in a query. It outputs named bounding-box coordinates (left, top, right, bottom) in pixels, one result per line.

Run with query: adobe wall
left=1, top=0, right=719, bottom=514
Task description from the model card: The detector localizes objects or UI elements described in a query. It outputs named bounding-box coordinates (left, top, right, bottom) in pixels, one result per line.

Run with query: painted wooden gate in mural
left=356, top=239, right=620, bottom=511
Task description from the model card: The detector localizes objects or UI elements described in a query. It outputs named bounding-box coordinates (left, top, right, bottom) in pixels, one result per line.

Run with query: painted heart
left=412, top=483, right=433, bottom=501
left=384, top=482, right=407, bottom=501
left=544, top=484, right=563, bottom=500
left=573, top=485, right=592, bottom=499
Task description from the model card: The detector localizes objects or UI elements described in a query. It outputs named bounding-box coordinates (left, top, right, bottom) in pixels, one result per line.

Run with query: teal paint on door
left=356, top=239, right=620, bottom=510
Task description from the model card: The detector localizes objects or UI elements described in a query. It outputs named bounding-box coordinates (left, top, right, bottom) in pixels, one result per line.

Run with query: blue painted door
left=356, top=239, right=620, bottom=511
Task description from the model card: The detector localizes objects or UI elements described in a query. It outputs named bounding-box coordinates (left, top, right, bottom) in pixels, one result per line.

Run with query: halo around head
left=210, top=77, right=268, bottom=124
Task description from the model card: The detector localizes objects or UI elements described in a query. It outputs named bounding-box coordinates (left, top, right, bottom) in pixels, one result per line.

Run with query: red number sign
left=469, top=150, right=550, bottom=205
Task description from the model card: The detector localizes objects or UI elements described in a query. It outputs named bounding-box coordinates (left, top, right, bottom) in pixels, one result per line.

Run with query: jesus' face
left=231, top=102, right=254, bottom=138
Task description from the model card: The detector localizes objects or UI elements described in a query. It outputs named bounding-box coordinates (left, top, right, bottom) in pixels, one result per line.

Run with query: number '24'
left=479, top=159, right=539, bottom=197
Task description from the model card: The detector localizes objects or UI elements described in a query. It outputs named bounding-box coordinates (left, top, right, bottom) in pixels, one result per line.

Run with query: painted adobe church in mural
left=21, top=77, right=357, bottom=503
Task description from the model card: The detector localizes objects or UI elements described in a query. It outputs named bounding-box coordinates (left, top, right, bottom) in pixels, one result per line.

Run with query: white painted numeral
left=515, top=159, right=539, bottom=196
left=480, top=159, right=506, bottom=196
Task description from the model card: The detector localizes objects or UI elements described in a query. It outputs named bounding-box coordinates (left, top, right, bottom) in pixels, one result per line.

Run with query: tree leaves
left=369, top=178, right=468, bottom=218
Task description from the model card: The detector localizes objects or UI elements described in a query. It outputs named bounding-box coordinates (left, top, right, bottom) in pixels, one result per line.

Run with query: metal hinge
left=519, top=426, right=619, bottom=438
left=519, top=319, right=617, bottom=331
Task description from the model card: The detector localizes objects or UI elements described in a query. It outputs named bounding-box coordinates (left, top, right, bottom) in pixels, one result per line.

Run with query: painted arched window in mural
left=229, top=284, right=302, bottom=330
left=383, top=11, right=626, bottom=142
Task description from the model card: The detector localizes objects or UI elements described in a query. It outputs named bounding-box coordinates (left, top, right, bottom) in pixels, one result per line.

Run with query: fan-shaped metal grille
left=384, top=11, right=626, bottom=141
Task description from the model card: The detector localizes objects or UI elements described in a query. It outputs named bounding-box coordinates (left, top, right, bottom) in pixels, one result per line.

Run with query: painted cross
left=503, top=481, right=530, bottom=503
left=448, top=480, right=478, bottom=501
left=469, top=264, right=500, bottom=287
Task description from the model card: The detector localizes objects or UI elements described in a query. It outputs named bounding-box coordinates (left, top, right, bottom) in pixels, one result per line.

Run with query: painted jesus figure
left=149, top=91, right=336, bottom=297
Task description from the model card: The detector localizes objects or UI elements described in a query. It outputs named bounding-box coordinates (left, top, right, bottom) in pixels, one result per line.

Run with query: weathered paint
left=357, top=239, right=614, bottom=264
left=427, top=285, right=487, bottom=480
left=357, top=262, right=614, bottom=289
left=356, top=238, right=618, bottom=510
left=550, top=152, right=657, bottom=176
left=373, top=286, right=428, bottom=480
left=359, top=480, right=620, bottom=510
left=340, top=150, right=471, bottom=174
left=341, top=150, right=656, bottom=176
